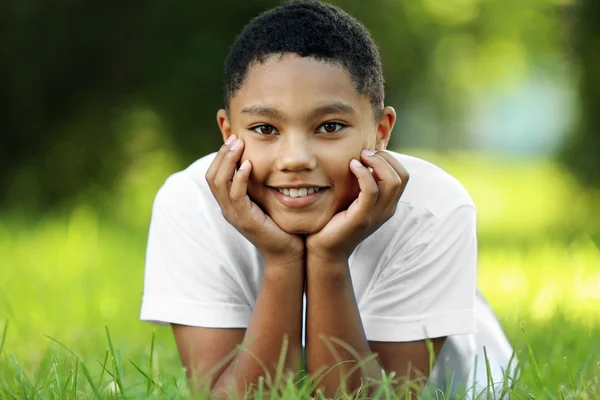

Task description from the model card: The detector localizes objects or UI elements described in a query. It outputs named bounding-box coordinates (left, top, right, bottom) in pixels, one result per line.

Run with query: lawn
left=0, top=153, right=599, bottom=399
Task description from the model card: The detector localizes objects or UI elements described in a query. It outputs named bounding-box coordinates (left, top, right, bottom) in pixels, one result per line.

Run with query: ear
left=374, top=106, right=396, bottom=151
left=217, top=109, right=233, bottom=143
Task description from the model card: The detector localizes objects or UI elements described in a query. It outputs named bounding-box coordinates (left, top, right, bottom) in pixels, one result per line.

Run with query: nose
left=275, top=133, right=317, bottom=172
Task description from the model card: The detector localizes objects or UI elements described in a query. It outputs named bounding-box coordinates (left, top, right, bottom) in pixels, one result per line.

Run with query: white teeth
left=277, top=187, right=322, bottom=197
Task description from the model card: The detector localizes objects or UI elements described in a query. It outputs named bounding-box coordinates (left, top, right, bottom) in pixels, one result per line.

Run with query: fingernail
left=350, top=159, right=363, bottom=168
left=362, top=149, right=376, bottom=156
left=239, top=159, right=250, bottom=171
left=226, top=135, right=237, bottom=145
left=230, top=138, right=242, bottom=151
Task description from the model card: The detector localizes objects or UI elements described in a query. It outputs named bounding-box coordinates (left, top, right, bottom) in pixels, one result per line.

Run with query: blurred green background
left=1, top=0, right=599, bottom=396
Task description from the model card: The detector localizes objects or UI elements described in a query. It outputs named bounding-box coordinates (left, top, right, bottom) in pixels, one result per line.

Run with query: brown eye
left=317, top=122, right=345, bottom=134
left=324, top=123, right=337, bottom=132
left=252, top=125, right=278, bottom=135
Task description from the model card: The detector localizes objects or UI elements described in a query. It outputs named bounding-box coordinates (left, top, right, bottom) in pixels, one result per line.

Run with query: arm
left=306, top=255, right=445, bottom=397
left=305, top=255, right=380, bottom=395
left=306, top=153, right=478, bottom=396
left=368, top=339, right=445, bottom=384
left=173, top=260, right=304, bottom=397
left=306, top=150, right=445, bottom=396
left=173, top=136, right=306, bottom=397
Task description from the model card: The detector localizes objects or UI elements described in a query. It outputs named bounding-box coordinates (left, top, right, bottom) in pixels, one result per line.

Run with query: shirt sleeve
left=140, top=173, right=252, bottom=328
left=360, top=205, right=477, bottom=342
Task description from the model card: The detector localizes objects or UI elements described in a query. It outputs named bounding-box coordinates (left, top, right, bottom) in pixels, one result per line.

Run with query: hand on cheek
left=205, top=135, right=305, bottom=266
left=305, top=150, right=409, bottom=262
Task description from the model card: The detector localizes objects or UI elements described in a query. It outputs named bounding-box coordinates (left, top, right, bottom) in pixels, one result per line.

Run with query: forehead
left=230, top=54, right=371, bottom=117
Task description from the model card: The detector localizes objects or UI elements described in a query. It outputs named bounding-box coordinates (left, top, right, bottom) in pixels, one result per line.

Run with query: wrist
left=306, top=248, right=349, bottom=265
left=305, top=238, right=356, bottom=265
left=262, top=248, right=305, bottom=268
left=263, top=255, right=305, bottom=276
left=306, top=252, right=350, bottom=279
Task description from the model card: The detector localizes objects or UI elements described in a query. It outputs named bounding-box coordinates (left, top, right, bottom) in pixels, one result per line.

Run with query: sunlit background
left=1, top=0, right=599, bottom=396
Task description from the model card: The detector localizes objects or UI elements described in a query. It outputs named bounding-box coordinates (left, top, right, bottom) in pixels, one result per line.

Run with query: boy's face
left=218, top=53, right=396, bottom=234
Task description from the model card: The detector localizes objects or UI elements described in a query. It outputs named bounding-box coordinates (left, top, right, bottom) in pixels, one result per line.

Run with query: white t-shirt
left=140, top=151, right=477, bottom=342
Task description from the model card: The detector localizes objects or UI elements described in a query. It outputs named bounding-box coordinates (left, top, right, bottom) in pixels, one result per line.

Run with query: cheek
left=322, top=154, right=361, bottom=205
left=241, top=142, right=274, bottom=205
left=241, top=142, right=270, bottom=183
left=333, top=173, right=361, bottom=212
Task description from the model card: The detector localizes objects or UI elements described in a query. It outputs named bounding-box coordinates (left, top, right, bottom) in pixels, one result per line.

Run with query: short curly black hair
left=223, top=0, right=385, bottom=116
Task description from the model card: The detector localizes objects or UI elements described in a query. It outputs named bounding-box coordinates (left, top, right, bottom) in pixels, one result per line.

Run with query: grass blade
left=97, top=350, right=109, bottom=390
left=10, top=353, right=31, bottom=399
left=369, top=369, right=390, bottom=400
left=43, top=335, right=101, bottom=399
left=96, top=359, right=116, bottom=381
left=0, top=320, right=8, bottom=355
left=564, top=357, right=576, bottom=391
left=146, top=330, right=155, bottom=396
left=273, top=335, right=289, bottom=391
left=520, top=323, right=557, bottom=400
left=520, top=323, right=544, bottom=388
left=78, top=363, right=102, bottom=399
left=60, top=368, right=73, bottom=400
left=129, top=359, right=170, bottom=397
left=69, top=358, right=79, bottom=400
left=257, top=376, right=264, bottom=400
left=105, top=325, right=124, bottom=396
left=471, top=354, right=478, bottom=400
left=483, top=346, right=495, bottom=399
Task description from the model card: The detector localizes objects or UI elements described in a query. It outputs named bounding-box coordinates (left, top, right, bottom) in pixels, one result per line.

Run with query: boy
left=141, top=0, right=515, bottom=397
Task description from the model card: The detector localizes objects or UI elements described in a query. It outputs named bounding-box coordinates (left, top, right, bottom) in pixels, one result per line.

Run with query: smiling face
left=217, top=54, right=395, bottom=234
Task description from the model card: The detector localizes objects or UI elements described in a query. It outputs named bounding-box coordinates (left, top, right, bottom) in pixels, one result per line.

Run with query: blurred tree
left=0, top=0, right=275, bottom=210
left=0, top=0, right=563, bottom=211
left=560, top=0, right=600, bottom=187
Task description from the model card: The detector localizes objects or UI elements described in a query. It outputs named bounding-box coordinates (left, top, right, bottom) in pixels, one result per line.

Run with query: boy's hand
left=206, top=135, right=305, bottom=266
left=306, top=150, right=409, bottom=262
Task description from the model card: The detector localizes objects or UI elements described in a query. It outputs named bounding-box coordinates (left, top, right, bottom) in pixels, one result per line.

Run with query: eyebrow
left=240, top=102, right=356, bottom=121
left=240, top=105, right=286, bottom=120
left=309, top=102, right=356, bottom=119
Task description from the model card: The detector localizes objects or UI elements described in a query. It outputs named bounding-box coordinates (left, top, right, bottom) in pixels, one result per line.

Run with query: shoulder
left=152, top=152, right=222, bottom=227
left=154, top=153, right=217, bottom=206
left=149, top=152, right=255, bottom=260
left=354, top=152, right=477, bottom=268
left=358, top=152, right=475, bottom=255
left=390, top=151, right=475, bottom=218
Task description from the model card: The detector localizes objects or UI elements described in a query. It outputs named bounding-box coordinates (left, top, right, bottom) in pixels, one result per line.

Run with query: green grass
left=0, top=153, right=599, bottom=398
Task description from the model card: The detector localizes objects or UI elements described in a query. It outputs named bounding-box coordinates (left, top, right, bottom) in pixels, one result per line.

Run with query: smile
left=270, top=186, right=328, bottom=208
left=277, top=187, right=321, bottom=197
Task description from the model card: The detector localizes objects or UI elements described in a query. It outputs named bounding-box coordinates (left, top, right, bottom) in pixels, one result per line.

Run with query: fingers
left=205, top=134, right=237, bottom=184
left=227, top=159, right=255, bottom=231
left=230, top=159, right=251, bottom=205
left=214, top=137, right=244, bottom=187
left=208, top=136, right=245, bottom=205
left=347, top=158, right=379, bottom=223
left=350, top=158, right=379, bottom=198
left=204, top=135, right=301, bottom=258
left=373, top=151, right=410, bottom=190
left=359, top=150, right=408, bottom=206
left=360, top=150, right=401, bottom=185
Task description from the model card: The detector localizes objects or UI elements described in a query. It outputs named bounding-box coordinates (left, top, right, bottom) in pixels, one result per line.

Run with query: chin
left=273, top=214, right=329, bottom=235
